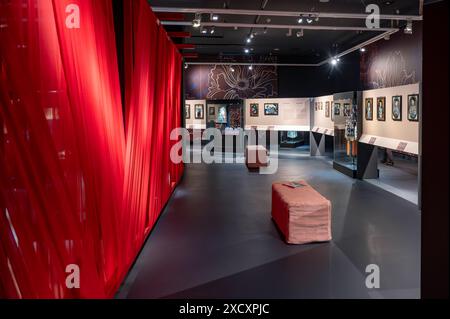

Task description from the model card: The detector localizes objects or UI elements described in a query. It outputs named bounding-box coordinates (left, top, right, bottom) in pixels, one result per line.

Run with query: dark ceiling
left=148, top=0, right=423, bottom=63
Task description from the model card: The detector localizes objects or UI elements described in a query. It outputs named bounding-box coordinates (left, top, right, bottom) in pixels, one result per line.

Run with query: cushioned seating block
left=272, top=181, right=332, bottom=244
left=245, top=145, right=268, bottom=169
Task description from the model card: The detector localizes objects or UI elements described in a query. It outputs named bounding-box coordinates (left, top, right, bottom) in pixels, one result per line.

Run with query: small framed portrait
left=325, top=102, right=330, bottom=118
left=185, top=104, right=191, bottom=119
left=408, top=94, right=419, bottom=121
left=314, top=102, right=318, bottom=111
left=264, top=103, right=279, bottom=116
left=377, top=97, right=386, bottom=121
left=250, top=103, right=259, bottom=117
left=334, top=103, right=341, bottom=116
left=365, top=98, right=373, bottom=121
left=195, top=104, right=204, bottom=119
left=392, top=96, right=402, bottom=121
left=208, top=106, right=215, bottom=116
left=343, top=103, right=351, bottom=117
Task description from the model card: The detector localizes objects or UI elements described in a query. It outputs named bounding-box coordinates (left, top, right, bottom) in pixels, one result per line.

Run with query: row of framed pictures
left=249, top=103, right=279, bottom=117
left=185, top=104, right=205, bottom=119
left=315, top=101, right=332, bottom=118
left=365, top=94, right=419, bottom=122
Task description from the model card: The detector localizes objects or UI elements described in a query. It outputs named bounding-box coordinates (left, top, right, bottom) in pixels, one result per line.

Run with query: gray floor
left=366, top=154, right=419, bottom=205
left=116, top=155, right=421, bottom=299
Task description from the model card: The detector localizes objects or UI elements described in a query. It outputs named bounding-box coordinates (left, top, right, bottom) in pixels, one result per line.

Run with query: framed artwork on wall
left=377, top=97, right=386, bottom=121
left=195, top=104, right=204, bottom=119
left=343, top=103, right=351, bottom=117
left=325, top=102, right=330, bottom=118
left=185, top=104, right=190, bottom=119
left=314, top=102, right=318, bottom=111
left=264, top=103, right=279, bottom=116
left=365, top=98, right=373, bottom=120
left=408, top=94, right=419, bottom=121
left=208, top=106, right=215, bottom=116
left=334, top=103, right=341, bottom=116
left=392, top=96, right=402, bottom=121
left=250, top=103, right=259, bottom=117
left=217, top=106, right=227, bottom=123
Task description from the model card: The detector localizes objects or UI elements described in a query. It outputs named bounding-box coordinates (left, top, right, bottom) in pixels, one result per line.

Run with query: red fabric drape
left=0, top=0, right=183, bottom=299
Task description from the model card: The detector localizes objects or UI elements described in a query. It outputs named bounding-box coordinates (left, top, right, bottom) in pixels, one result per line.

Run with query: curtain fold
left=0, top=0, right=183, bottom=298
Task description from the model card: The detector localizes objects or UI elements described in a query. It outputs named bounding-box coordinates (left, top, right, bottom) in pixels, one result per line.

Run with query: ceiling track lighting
left=210, top=27, right=215, bottom=34
left=296, top=29, right=304, bottom=38
left=192, top=13, right=202, bottom=28
left=404, top=20, right=413, bottom=34
left=360, top=47, right=366, bottom=52
left=244, top=48, right=250, bottom=54
left=210, top=13, right=219, bottom=21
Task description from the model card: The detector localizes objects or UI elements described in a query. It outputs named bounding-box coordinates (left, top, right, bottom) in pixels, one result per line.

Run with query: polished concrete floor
left=116, top=155, right=421, bottom=299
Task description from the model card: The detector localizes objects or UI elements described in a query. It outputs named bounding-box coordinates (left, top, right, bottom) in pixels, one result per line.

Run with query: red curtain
left=0, top=0, right=183, bottom=298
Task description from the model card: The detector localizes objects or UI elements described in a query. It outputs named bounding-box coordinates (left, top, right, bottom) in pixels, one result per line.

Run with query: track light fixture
left=244, top=48, right=250, bottom=54
left=210, top=13, right=219, bottom=21
left=210, top=27, right=215, bottom=34
left=296, top=29, right=304, bottom=38
left=298, top=17, right=303, bottom=24
left=404, top=20, right=413, bottom=34
left=192, top=13, right=202, bottom=28
left=360, top=47, right=366, bottom=52
left=248, top=65, right=253, bottom=70
left=230, top=66, right=235, bottom=72
left=246, top=37, right=252, bottom=43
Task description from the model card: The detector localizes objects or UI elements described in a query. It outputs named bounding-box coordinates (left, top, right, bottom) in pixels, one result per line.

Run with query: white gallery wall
left=244, top=98, right=310, bottom=131
left=360, top=83, right=420, bottom=154
left=312, top=95, right=334, bottom=135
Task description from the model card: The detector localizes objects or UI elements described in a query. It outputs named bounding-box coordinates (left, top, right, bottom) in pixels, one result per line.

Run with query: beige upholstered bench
left=245, top=145, right=268, bottom=170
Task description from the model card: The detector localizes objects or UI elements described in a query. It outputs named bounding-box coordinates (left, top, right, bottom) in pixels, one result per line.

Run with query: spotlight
left=306, top=15, right=313, bottom=24
left=184, top=63, right=188, bottom=69
left=244, top=48, right=250, bottom=54
left=246, top=37, right=252, bottom=43
left=211, top=14, right=219, bottom=21
left=404, top=20, right=413, bottom=34
left=248, top=65, right=253, bottom=71
left=296, top=29, right=304, bottom=38
left=210, top=27, right=215, bottom=34
left=297, top=17, right=303, bottom=24
left=250, top=33, right=255, bottom=39
left=201, top=28, right=207, bottom=34
left=360, top=47, right=366, bottom=52
left=230, top=67, right=235, bottom=72
left=192, top=13, right=202, bottom=28
left=331, top=58, right=338, bottom=66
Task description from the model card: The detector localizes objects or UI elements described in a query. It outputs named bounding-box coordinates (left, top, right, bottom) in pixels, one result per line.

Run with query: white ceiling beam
left=153, top=7, right=423, bottom=21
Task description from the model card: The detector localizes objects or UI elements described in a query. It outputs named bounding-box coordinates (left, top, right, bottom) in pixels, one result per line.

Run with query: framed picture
left=325, top=102, right=330, bottom=118
left=392, top=96, right=402, bottom=121
left=320, top=102, right=324, bottom=110
left=208, top=106, right=215, bottom=116
left=377, top=97, right=386, bottom=121
left=314, top=102, right=318, bottom=111
left=334, top=103, right=341, bottom=116
left=195, top=104, right=204, bottom=119
left=185, top=104, right=190, bottom=119
left=365, top=98, right=373, bottom=120
left=343, top=103, right=351, bottom=117
left=408, top=94, right=419, bottom=121
left=264, top=103, right=279, bottom=116
left=250, top=103, right=259, bottom=117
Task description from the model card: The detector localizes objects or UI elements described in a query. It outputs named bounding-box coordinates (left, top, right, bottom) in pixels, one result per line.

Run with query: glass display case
left=333, top=91, right=362, bottom=178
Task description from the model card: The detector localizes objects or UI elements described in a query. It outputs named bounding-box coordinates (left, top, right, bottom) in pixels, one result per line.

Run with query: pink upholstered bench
left=245, top=145, right=268, bottom=170
left=272, top=181, right=332, bottom=244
